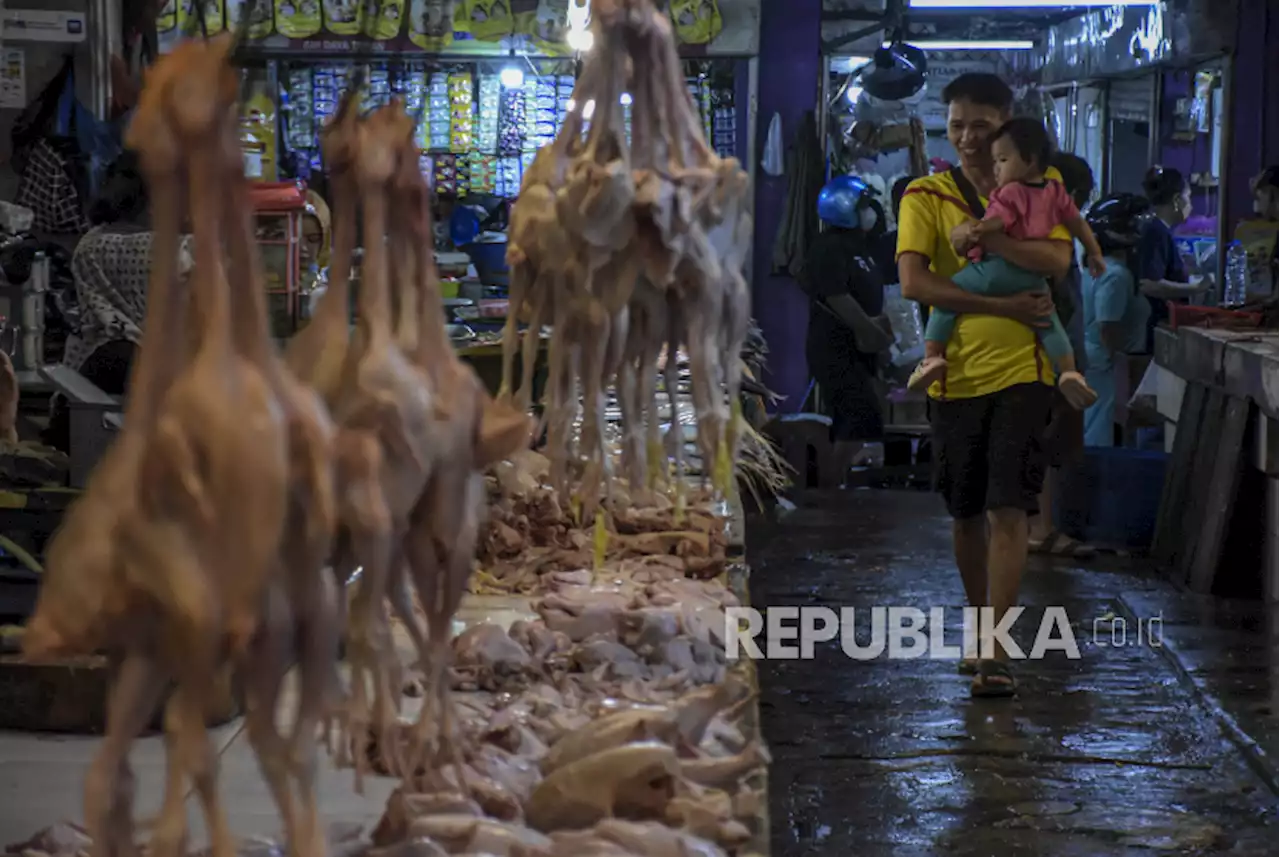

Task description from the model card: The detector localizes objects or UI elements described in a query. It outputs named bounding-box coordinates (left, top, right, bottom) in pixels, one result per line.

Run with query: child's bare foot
left=1058, top=371, right=1098, bottom=409
left=908, top=357, right=947, bottom=392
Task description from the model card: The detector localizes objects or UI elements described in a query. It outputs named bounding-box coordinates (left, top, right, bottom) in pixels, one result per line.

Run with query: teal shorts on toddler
left=923, top=255, right=1072, bottom=363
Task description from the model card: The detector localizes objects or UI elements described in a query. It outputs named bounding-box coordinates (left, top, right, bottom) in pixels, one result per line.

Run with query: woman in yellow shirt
left=895, top=73, right=1071, bottom=698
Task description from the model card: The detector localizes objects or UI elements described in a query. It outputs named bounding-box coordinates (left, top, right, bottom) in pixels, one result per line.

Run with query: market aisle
left=749, top=488, right=1278, bottom=857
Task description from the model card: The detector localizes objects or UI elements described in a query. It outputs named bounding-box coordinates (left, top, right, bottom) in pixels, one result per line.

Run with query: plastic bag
left=882, top=284, right=926, bottom=368
left=761, top=112, right=783, bottom=177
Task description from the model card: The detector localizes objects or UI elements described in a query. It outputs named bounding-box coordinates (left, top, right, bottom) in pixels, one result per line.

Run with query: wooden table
left=1151, top=326, right=1278, bottom=597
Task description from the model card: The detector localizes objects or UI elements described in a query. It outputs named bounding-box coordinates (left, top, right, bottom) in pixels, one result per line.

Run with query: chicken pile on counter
left=502, top=0, right=753, bottom=529
left=8, top=4, right=771, bottom=857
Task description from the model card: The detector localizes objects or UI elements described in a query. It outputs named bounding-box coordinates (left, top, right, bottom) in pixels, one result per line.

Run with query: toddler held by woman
left=908, top=118, right=1107, bottom=410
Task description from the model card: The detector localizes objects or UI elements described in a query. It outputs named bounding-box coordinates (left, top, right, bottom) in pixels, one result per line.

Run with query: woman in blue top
left=1134, top=166, right=1208, bottom=348
left=1082, top=194, right=1155, bottom=447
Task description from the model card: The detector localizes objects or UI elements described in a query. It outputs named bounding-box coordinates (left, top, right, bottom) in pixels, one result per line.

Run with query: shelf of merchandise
left=277, top=59, right=739, bottom=200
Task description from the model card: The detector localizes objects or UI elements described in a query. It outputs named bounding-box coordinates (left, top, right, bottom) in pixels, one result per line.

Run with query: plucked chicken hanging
left=501, top=0, right=753, bottom=522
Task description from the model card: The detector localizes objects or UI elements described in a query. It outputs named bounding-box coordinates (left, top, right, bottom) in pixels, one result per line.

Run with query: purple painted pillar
left=1225, top=0, right=1279, bottom=230
left=1157, top=69, right=1217, bottom=220
left=750, top=0, right=822, bottom=413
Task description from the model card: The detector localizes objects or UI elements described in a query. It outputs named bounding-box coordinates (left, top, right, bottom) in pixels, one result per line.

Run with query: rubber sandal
left=1029, top=530, right=1097, bottom=558
left=970, top=659, right=1017, bottom=698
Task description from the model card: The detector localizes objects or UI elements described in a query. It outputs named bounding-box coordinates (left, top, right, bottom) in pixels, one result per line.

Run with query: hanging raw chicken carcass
left=501, top=0, right=752, bottom=520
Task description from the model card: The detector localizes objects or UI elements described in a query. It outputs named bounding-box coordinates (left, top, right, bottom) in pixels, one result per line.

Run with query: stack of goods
left=476, top=74, right=502, bottom=153
left=497, top=87, right=527, bottom=156
left=496, top=156, right=522, bottom=198
left=449, top=71, right=475, bottom=154
left=712, top=91, right=736, bottom=160
left=284, top=67, right=315, bottom=158
left=433, top=154, right=459, bottom=196
left=469, top=151, right=497, bottom=193
left=419, top=152, right=435, bottom=191
left=623, top=95, right=633, bottom=148
left=556, top=73, right=575, bottom=131
left=527, top=76, right=558, bottom=152
left=392, top=64, right=430, bottom=150
left=426, top=72, right=452, bottom=151
left=364, top=67, right=393, bottom=111
left=454, top=155, right=473, bottom=196
left=686, top=76, right=713, bottom=143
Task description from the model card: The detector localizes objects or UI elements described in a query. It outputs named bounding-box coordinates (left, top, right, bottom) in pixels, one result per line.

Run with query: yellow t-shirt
left=896, top=168, right=1070, bottom=399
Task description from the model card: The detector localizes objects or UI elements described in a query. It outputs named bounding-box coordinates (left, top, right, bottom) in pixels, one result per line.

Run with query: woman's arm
left=1140, top=278, right=1208, bottom=299
left=824, top=293, right=893, bottom=353
left=978, top=231, right=1073, bottom=278
left=898, top=253, right=1054, bottom=325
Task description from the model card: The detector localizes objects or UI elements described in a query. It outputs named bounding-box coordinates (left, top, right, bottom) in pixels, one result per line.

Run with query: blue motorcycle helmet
left=817, top=174, right=870, bottom=229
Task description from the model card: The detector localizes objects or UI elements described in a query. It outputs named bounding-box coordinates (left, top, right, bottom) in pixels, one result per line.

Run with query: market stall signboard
left=157, top=0, right=759, bottom=56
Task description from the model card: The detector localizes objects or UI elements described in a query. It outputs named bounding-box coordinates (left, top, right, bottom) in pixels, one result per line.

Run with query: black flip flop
left=970, top=659, right=1017, bottom=698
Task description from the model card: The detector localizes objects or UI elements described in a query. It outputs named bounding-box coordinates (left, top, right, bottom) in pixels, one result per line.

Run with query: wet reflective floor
left=748, top=489, right=1278, bottom=856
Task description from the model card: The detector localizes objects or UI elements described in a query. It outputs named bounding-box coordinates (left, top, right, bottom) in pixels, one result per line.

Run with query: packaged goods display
left=448, top=71, right=475, bottom=154
left=273, top=60, right=737, bottom=200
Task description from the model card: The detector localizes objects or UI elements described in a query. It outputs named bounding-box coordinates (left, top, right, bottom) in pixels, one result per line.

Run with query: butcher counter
left=439, top=489, right=769, bottom=853
left=0, top=484, right=771, bottom=855
left=1149, top=325, right=1278, bottom=600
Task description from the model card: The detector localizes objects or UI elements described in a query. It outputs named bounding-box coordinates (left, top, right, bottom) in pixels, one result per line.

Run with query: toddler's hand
left=950, top=221, right=979, bottom=254
left=1086, top=253, right=1107, bottom=278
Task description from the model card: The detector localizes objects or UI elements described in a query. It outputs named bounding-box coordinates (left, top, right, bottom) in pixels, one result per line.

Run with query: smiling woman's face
left=946, top=98, right=1007, bottom=170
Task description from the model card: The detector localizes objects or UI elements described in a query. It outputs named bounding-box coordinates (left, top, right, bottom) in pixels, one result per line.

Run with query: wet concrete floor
left=748, top=488, right=1278, bottom=856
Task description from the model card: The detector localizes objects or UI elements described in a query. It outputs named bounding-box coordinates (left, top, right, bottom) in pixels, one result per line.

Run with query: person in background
left=1027, top=151, right=1097, bottom=558
left=876, top=176, right=914, bottom=286
left=1081, top=194, right=1154, bottom=447
left=896, top=73, right=1070, bottom=698
left=1234, top=166, right=1278, bottom=295
left=43, top=150, right=192, bottom=451
left=1135, top=166, right=1204, bottom=347
left=801, top=175, right=889, bottom=486
left=302, top=189, right=332, bottom=274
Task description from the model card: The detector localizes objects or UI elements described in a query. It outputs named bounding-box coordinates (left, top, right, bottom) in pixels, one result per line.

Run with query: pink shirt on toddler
left=967, top=179, right=1080, bottom=263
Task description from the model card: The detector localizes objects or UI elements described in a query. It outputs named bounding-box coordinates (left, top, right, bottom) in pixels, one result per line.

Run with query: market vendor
left=1081, top=194, right=1153, bottom=448
left=1134, top=166, right=1205, bottom=348
left=800, top=175, right=890, bottom=486
left=43, top=151, right=192, bottom=451
left=1233, top=166, right=1278, bottom=295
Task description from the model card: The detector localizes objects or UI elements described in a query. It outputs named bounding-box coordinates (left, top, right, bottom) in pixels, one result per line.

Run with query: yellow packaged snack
left=275, top=0, right=321, bottom=38
left=322, top=0, right=362, bottom=35
left=157, top=0, right=177, bottom=33
left=461, top=0, right=514, bottom=41
left=228, top=0, right=274, bottom=38
left=668, top=0, right=722, bottom=45
left=519, top=9, right=571, bottom=56
left=408, top=0, right=457, bottom=49
left=178, top=0, right=225, bottom=34
left=364, top=0, right=404, bottom=39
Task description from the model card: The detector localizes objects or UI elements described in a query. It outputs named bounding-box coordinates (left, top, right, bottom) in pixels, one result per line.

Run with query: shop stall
left=1026, top=2, right=1240, bottom=288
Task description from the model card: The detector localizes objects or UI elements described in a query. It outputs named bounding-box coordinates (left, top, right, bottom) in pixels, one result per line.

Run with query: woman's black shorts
left=929, top=382, right=1054, bottom=520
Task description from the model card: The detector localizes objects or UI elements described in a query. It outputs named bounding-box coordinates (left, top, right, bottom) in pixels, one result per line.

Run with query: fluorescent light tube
left=888, top=39, right=1036, bottom=50
left=909, top=0, right=1155, bottom=7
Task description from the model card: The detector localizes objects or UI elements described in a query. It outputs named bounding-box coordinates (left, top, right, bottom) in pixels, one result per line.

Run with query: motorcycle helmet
left=817, top=174, right=870, bottom=229
left=1085, top=193, right=1153, bottom=255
